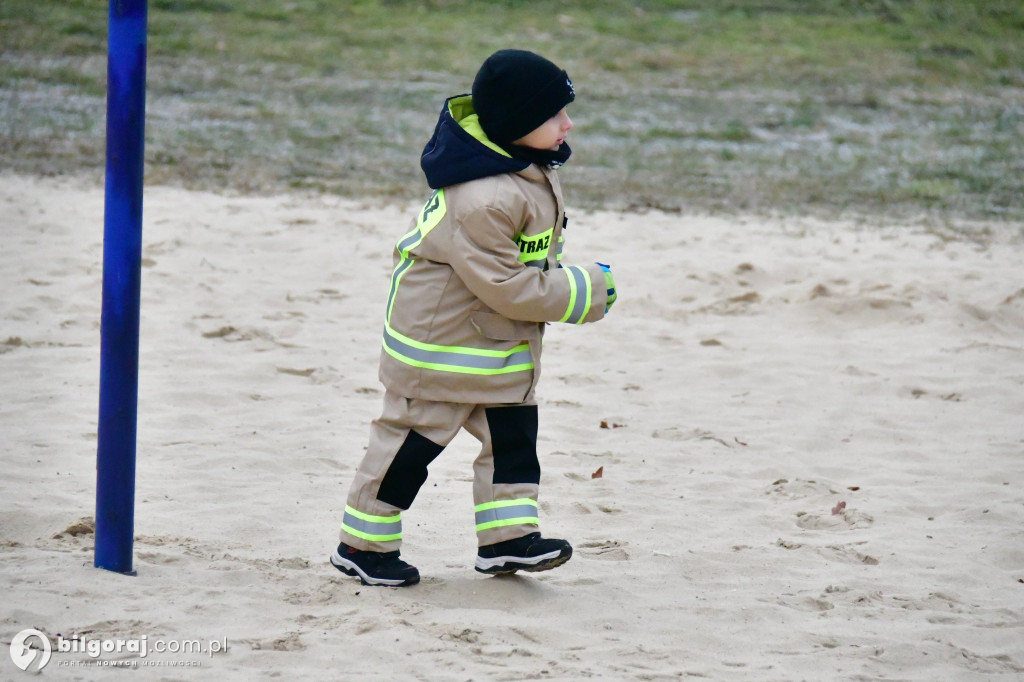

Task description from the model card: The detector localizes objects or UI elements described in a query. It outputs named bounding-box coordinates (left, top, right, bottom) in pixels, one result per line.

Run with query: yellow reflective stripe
left=397, top=189, right=446, bottom=257
left=387, top=325, right=528, bottom=358
left=341, top=506, right=402, bottom=543
left=474, top=499, right=539, bottom=532
left=383, top=186, right=536, bottom=376
left=383, top=324, right=534, bottom=375
left=345, top=506, right=401, bottom=524
left=559, top=267, right=578, bottom=323
left=387, top=191, right=445, bottom=323
left=559, top=266, right=592, bottom=324
left=578, top=267, right=593, bottom=323
left=385, top=257, right=415, bottom=322
left=475, top=499, right=539, bottom=512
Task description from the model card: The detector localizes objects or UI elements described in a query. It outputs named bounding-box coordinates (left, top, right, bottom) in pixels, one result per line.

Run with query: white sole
left=475, top=548, right=565, bottom=573
left=330, top=550, right=411, bottom=587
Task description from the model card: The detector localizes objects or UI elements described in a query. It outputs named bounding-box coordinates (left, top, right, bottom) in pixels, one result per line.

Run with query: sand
left=2, top=172, right=1023, bottom=680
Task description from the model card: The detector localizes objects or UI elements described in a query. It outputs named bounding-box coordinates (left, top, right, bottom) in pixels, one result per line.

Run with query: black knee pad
left=377, top=429, right=445, bottom=509
left=485, top=405, right=540, bottom=485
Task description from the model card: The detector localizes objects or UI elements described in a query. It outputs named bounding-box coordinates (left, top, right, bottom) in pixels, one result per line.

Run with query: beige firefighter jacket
left=379, top=163, right=608, bottom=404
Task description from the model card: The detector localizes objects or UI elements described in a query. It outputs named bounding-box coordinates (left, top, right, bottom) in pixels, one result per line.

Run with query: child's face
left=513, top=108, right=573, bottom=151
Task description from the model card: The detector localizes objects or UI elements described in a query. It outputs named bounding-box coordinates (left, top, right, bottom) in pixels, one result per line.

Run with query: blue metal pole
left=95, top=0, right=148, bottom=574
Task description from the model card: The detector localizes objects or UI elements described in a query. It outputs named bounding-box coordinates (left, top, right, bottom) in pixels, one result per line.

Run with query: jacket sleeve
left=447, top=204, right=607, bottom=324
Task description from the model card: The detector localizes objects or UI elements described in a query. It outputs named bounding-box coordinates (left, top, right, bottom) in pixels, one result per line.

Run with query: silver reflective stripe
left=475, top=502, right=539, bottom=527
left=397, top=189, right=446, bottom=257
left=386, top=258, right=415, bottom=314
left=564, top=266, right=589, bottom=324
left=396, top=231, right=421, bottom=255
left=342, top=508, right=402, bottom=542
left=383, top=327, right=532, bottom=373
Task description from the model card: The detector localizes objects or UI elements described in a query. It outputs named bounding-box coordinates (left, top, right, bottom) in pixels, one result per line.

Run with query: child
left=330, top=49, right=617, bottom=587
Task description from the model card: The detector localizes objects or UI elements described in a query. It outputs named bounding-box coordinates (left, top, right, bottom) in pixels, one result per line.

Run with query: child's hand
left=597, top=263, right=617, bottom=313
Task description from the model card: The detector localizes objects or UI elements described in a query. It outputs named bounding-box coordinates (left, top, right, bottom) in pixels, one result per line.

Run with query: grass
left=1, top=0, right=1023, bottom=221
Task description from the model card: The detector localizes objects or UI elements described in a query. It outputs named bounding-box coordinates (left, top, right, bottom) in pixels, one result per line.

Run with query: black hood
left=420, top=95, right=529, bottom=190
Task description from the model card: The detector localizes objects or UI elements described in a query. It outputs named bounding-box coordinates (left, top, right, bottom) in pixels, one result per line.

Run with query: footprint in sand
left=817, top=544, right=880, bottom=566
left=577, top=540, right=629, bottom=561
left=796, top=507, right=874, bottom=530
left=775, top=594, right=835, bottom=612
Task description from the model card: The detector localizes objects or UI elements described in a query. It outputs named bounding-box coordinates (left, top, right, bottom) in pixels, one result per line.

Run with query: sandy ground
left=2, top=173, right=1023, bottom=680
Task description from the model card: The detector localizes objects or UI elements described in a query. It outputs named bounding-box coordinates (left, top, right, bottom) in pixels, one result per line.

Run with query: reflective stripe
left=386, top=257, right=415, bottom=320
left=396, top=231, right=420, bottom=257
left=383, top=325, right=533, bottom=375
left=398, top=189, right=446, bottom=257
left=383, top=187, right=538, bottom=376
left=475, top=498, right=539, bottom=532
left=383, top=187, right=535, bottom=376
left=559, top=266, right=592, bottom=324
left=557, top=235, right=563, bottom=263
left=342, top=506, right=402, bottom=542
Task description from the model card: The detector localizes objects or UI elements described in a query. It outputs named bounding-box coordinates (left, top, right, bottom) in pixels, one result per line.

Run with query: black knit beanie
left=472, top=49, right=575, bottom=146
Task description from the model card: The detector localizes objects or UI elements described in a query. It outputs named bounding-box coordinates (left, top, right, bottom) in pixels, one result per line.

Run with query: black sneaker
left=330, top=543, right=420, bottom=587
left=475, top=532, right=572, bottom=575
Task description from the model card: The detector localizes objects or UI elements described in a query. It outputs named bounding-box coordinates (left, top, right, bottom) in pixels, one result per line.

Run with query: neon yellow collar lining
left=448, top=96, right=511, bottom=158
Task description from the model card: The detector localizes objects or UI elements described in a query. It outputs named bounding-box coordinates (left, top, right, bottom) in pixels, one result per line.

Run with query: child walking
left=330, top=49, right=617, bottom=587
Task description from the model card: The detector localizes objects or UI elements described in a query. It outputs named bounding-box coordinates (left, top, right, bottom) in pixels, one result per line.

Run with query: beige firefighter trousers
left=341, top=389, right=542, bottom=553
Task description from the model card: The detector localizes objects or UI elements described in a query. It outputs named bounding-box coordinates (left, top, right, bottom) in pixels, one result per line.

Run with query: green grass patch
left=1, top=0, right=1023, bottom=221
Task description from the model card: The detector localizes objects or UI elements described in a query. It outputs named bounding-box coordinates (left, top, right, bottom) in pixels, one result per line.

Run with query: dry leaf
left=592, top=466, right=604, bottom=479
left=831, top=501, right=847, bottom=516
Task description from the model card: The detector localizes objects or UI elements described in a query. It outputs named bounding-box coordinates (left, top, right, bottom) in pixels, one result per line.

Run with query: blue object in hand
left=597, top=263, right=617, bottom=313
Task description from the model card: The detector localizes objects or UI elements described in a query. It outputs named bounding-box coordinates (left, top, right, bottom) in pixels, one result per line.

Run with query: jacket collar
left=420, top=95, right=531, bottom=189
